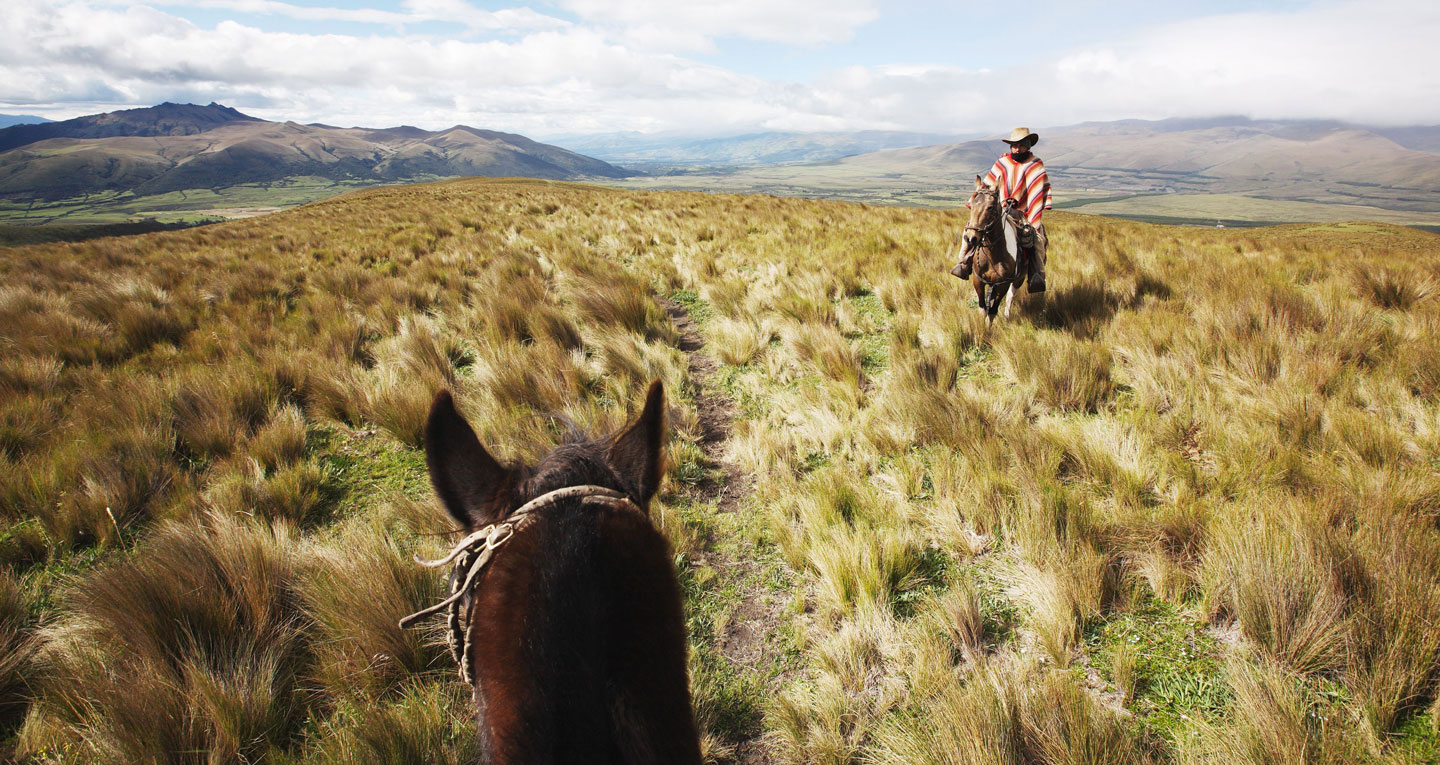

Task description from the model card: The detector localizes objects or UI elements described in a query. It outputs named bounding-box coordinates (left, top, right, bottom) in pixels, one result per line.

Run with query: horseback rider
left=954, top=127, right=1051, bottom=292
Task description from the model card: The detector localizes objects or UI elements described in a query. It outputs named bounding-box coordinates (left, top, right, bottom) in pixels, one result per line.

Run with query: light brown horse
left=962, top=175, right=1024, bottom=322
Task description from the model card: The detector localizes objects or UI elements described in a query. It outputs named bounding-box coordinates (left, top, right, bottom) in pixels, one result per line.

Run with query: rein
left=398, top=484, right=642, bottom=685
left=966, top=207, right=1013, bottom=287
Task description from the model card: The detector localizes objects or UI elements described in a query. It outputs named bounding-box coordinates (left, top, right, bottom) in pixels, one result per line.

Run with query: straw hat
left=1002, top=127, right=1039, bottom=147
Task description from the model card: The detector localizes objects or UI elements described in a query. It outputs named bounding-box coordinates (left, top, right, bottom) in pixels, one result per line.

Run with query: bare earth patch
left=665, top=299, right=786, bottom=764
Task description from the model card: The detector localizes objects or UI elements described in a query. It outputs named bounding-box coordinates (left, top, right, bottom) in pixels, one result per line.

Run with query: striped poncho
left=982, top=153, right=1053, bottom=226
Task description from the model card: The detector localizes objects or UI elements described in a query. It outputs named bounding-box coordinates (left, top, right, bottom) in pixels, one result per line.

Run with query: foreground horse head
left=412, top=380, right=701, bottom=764
left=965, top=175, right=1019, bottom=323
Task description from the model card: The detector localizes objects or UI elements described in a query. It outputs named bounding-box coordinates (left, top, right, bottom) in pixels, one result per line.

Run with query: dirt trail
left=664, top=300, right=781, bottom=765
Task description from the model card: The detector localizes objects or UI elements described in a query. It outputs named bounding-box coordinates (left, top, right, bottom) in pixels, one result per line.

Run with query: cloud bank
left=3, top=0, right=1436, bottom=134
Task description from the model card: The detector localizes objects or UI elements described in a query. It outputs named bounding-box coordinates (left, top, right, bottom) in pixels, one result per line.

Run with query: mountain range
left=593, top=116, right=1440, bottom=226
left=0, top=114, right=53, bottom=130
left=550, top=129, right=967, bottom=165
left=835, top=117, right=1440, bottom=211
left=0, top=103, right=628, bottom=201
left=5, top=104, right=1439, bottom=227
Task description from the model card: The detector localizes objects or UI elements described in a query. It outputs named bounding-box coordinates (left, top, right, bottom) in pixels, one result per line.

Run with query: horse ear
left=974, top=175, right=984, bottom=190
left=424, top=390, right=516, bottom=529
left=608, top=379, right=667, bottom=510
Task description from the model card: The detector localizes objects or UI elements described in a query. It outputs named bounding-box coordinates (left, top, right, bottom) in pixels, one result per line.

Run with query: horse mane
left=968, top=186, right=1014, bottom=279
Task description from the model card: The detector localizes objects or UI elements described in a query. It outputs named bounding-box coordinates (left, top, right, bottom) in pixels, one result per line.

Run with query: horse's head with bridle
left=964, top=175, right=1018, bottom=321
left=964, top=176, right=1003, bottom=251
left=401, top=381, right=701, bottom=763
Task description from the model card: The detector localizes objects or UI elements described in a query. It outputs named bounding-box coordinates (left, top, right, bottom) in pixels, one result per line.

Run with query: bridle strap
left=397, top=484, right=643, bottom=685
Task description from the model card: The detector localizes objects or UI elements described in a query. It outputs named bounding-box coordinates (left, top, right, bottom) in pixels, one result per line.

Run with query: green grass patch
left=314, top=425, right=430, bottom=517
left=1086, top=598, right=1230, bottom=742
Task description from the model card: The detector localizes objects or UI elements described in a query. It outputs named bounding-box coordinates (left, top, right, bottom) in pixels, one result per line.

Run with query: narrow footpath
left=665, top=300, right=786, bottom=765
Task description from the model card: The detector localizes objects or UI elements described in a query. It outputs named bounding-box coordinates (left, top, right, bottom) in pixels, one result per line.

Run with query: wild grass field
left=3, top=177, right=1440, bottom=763
left=0, top=176, right=396, bottom=227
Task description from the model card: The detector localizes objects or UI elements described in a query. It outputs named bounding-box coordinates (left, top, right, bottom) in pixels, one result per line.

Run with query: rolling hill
left=845, top=118, right=1440, bottom=199
left=0, top=103, right=630, bottom=202
left=607, top=117, right=1440, bottom=226
left=551, top=129, right=965, bottom=165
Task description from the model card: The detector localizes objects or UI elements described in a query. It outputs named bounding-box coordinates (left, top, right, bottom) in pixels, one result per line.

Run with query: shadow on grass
left=1033, top=272, right=1173, bottom=337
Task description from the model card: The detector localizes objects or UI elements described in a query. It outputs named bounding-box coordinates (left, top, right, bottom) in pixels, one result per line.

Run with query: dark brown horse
left=963, top=175, right=1024, bottom=322
left=408, top=380, right=700, bottom=764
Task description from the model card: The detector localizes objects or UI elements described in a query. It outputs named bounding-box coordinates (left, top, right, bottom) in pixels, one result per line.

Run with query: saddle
left=1001, top=205, right=1033, bottom=289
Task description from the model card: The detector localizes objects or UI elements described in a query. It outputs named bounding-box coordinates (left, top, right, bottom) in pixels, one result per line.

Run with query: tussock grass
left=301, top=527, right=447, bottom=699
left=204, top=458, right=336, bottom=526
left=306, top=683, right=479, bottom=764
left=998, top=331, right=1116, bottom=413
left=247, top=403, right=308, bottom=470
left=1204, top=509, right=1353, bottom=676
left=0, top=571, right=35, bottom=737
left=19, top=514, right=310, bottom=762
left=708, top=315, right=774, bottom=366
left=172, top=363, right=277, bottom=459
left=870, top=660, right=1157, bottom=765
left=1186, top=658, right=1358, bottom=763
left=932, top=578, right=987, bottom=662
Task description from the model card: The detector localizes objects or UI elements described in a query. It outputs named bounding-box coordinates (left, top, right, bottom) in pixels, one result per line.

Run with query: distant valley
left=550, top=129, right=967, bottom=166
left=4, top=106, right=1439, bottom=230
left=0, top=103, right=628, bottom=226
left=603, top=117, right=1440, bottom=229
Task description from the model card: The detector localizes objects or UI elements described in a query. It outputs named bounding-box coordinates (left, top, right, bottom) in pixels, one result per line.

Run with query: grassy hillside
left=0, top=103, right=629, bottom=207
left=0, top=176, right=400, bottom=227
left=3, top=179, right=1440, bottom=762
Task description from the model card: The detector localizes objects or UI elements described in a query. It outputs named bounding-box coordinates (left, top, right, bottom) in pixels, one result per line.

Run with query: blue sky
left=3, top=0, right=1433, bottom=136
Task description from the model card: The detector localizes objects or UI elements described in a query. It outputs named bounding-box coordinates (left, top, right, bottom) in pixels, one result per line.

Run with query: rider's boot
left=951, top=250, right=974, bottom=279
left=1027, top=234, right=1047, bottom=293
left=1028, top=259, right=1045, bottom=292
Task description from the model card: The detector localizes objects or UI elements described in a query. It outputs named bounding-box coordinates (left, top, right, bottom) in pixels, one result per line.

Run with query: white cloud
left=559, top=0, right=878, bottom=50
left=1030, top=0, right=1440, bottom=126
left=2, top=0, right=1437, bottom=137
left=98, top=0, right=570, bottom=33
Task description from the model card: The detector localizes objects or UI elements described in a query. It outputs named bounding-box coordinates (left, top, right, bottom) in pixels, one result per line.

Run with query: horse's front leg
left=973, top=280, right=986, bottom=315
left=1004, top=284, right=1015, bottom=319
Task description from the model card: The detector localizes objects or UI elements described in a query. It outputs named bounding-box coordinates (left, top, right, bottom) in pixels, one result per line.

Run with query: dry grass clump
left=771, top=615, right=901, bottom=765
left=1003, top=545, right=1110, bottom=666
left=301, top=526, right=447, bottom=699
left=50, top=420, right=182, bottom=548
left=0, top=571, right=35, bottom=738
left=1345, top=513, right=1440, bottom=736
left=365, top=315, right=461, bottom=446
left=1203, top=508, right=1353, bottom=676
left=563, top=263, right=678, bottom=344
left=19, top=514, right=310, bottom=762
left=768, top=467, right=926, bottom=621
left=870, top=660, right=1157, bottom=765
left=997, top=330, right=1115, bottom=413
left=172, top=363, right=277, bottom=459
left=305, top=683, right=479, bottom=764
left=1349, top=265, right=1436, bottom=311
left=1185, top=658, right=1358, bottom=764
left=247, top=403, right=309, bottom=470
left=784, top=323, right=866, bottom=388
left=932, top=578, right=987, bottom=662
left=708, top=315, right=774, bottom=366
left=204, top=458, right=336, bottom=526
